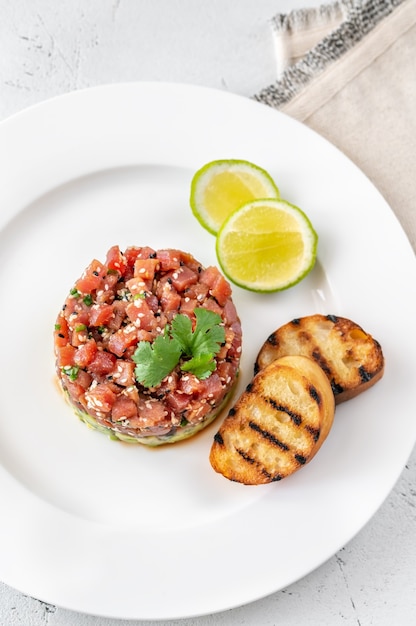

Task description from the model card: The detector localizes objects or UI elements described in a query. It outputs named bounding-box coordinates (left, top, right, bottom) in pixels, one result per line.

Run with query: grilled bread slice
left=255, top=314, right=384, bottom=404
left=209, top=355, right=335, bottom=485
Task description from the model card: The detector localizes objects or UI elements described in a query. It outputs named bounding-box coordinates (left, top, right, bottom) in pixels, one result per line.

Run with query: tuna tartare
left=54, top=246, right=242, bottom=445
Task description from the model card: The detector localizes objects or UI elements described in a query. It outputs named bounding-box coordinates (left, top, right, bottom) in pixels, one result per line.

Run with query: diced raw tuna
left=55, top=246, right=242, bottom=445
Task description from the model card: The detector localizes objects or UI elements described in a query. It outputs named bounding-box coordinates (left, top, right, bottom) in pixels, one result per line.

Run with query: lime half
left=190, top=159, right=280, bottom=235
left=216, top=198, right=318, bottom=292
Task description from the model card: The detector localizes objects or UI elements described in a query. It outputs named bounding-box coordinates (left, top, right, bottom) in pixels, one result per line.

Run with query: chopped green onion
left=75, top=324, right=87, bottom=332
left=54, top=324, right=61, bottom=331
left=83, top=294, right=93, bottom=306
left=62, top=365, right=79, bottom=381
left=70, top=288, right=80, bottom=298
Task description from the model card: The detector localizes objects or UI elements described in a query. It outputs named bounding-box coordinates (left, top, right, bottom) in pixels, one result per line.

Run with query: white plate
left=0, top=83, right=415, bottom=621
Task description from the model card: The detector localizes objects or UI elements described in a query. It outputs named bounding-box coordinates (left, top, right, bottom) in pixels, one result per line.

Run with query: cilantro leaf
left=132, top=332, right=182, bottom=388
left=170, top=313, right=193, bottom=355
left=132, top=309, right=226, bottom=388
left=180, top=353, right=217, bottom=379
left=192, top=308, right=225, bottom=356
left=171, top=308, right=225, bottom=357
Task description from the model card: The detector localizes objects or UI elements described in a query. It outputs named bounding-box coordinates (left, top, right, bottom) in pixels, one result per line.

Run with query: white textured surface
left=1, top=1, right=415, bottom=625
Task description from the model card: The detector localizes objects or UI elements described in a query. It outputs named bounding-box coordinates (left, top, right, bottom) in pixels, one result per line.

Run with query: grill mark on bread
left=236, top=447, right=256, bottom=465
left=308, top=385, right=321, bottom=405
left=267, top=397, right=302, bottom=425
left=266, top=333, right=279, bottom=346
left=326, top=314, right=339, bottom=323
left=248, top=420, right=290, bottom=451
left=295, top=454, right=307, bottom=465
left=236, top=447, right=274, bottom=481
left=236, top=448, right=284, bottom=482
left=311, top=348, right=331, bottom=376
left=331, top=380, right=344, bottom=395
left=213, top=431, right=224, bottom=445
left=359, top=366, right=372, bottom=382
left=305, top=424, right=320, bottom=442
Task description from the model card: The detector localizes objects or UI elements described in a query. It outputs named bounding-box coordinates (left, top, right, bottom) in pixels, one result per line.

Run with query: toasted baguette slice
left=255, top=314, right=384, bottom=404
left=209, top=355, right=335, bottom=485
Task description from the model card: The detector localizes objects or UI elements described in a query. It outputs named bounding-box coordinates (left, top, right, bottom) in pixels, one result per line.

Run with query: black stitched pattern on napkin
left=254, top=0, right=406, bottom=108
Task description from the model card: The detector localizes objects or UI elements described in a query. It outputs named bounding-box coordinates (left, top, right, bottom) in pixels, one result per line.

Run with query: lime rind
left=190, top=159, right=280, bottom=235
left=215, top=198, right=318, bottom=293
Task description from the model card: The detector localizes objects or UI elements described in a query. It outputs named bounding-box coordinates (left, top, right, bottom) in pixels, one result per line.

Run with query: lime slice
left=216, top=198, right=318, bottom=292
left=190, top=159, right=280, bottom=235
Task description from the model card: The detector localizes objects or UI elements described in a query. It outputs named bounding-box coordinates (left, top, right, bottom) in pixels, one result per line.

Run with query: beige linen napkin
left=255, top=0, right=416, bottom=253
